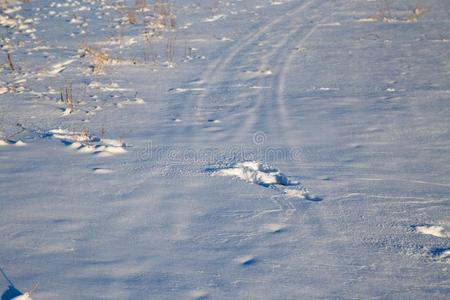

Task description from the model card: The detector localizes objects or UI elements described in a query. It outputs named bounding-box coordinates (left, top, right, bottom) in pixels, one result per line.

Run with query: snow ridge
left=213, top=161, right=319, bottom=200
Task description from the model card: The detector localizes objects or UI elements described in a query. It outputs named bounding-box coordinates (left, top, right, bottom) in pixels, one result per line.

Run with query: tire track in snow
left=272, top=9, right=339, bottom=148
left=188, top=0, right=324, bottom=144
left=229, top=0, right=328, bottom=144
left=240, top=1, right=344, bottom=226
left=197, top=0, right=340, bottom=145
left=192, top=0, right=318, bottom=125
left=168, top=1, right=313, bottom=143
left=208, top=2, right=342, bottom=228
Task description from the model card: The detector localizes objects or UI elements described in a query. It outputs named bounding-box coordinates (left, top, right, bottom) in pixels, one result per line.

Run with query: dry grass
left=166, top=36, right=176, bottom=65
left=79, top=128, right=90, bottom=143
left=135, top=0, right=147, bottom=11
left=81, top=46, right=109, bottom=74
left=60, top=84, right=74, bottom=115
left=409, top=4, right=426, bottom=22
left=377, top=0, right=393, bottom=21
left=6, top=53, right=15, bottom=72
left=377, top=1, right=426, bottom=23
left=152, top=0, right=176, bottom=30
left=5, top=123, right=26, bottom=140
left=127, top=9, right=137, bottom=25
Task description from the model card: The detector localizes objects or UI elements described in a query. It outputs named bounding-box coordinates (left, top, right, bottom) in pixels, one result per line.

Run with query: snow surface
left=1, top=0, right=450, bottom=299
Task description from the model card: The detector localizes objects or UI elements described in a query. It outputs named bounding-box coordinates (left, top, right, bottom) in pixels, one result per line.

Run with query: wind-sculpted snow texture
left=1, top=0, right=449, bottom=299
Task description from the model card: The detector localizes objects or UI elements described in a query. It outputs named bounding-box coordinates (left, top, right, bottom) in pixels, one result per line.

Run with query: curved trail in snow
left=167, top=1, right=316, bottom=144
left=196, top=0, right=343, bottom=146
left=194, top=0, right=319, bottom=123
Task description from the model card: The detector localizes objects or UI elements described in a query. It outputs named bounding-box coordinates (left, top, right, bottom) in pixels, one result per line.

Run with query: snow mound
left=415, top=225, right=450, bottom=238
left=235, top=254, right=257, bottom=266
left=12, top=292, right=32, bottom=300
left=214, top=161, right=296, bottom=186
left=48, top=129, right=127, bottom=156
left=0, top=87, right=8, bottom=95
left=93, top=168, right=114, bottom=174
left=430, top=247, right=450, bottom=264
left=437, top=249, right=450, bottom=263
left=46, top=59, right=76, bottom=76
left=213, top=161, right=319, bottom=200
left=0, top=139, right=27, bottom=147
left=202, top=14, right=226, bottom=22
